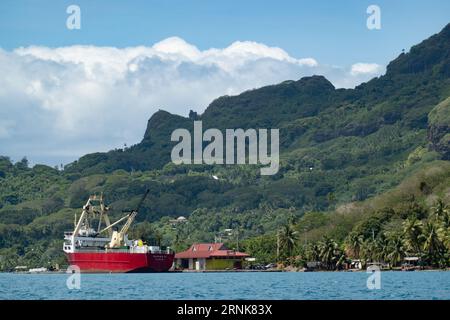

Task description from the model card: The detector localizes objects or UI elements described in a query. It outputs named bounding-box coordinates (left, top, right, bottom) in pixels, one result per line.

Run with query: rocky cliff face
left=428, top=127, right=450, bottom=159
left=428, top=97, right=450, bottom=159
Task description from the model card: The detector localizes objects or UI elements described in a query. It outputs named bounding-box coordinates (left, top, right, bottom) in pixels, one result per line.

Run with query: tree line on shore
left=241, top=199, right=450, bottom=270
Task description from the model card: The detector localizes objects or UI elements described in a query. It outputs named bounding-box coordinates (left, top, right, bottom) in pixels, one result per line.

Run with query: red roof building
left=175, top=243, right=249, bottom=270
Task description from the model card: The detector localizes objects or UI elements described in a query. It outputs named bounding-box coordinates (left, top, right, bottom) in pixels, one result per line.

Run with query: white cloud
left=0, top=38, right=383, bottom=166
left=350, top=62, right=382, bottom=76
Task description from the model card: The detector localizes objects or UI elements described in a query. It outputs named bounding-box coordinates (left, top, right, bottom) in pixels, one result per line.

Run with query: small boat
left=401, top=263, right=415, bottom=271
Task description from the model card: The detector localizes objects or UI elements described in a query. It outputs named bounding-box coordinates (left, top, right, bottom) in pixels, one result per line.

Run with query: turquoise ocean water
left=0, top=271, right=449, bottom=300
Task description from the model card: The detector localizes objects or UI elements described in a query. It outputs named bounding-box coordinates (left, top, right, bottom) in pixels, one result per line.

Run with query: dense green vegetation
left=240, top=161, right=450, bottom=269
left=0, top=24, right=449, bottom=271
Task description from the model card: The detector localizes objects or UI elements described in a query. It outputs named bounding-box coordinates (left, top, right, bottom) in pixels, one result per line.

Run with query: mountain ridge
left=1, top=23, right=450, bottom=270
left=65, top=23, right=450, bottom=176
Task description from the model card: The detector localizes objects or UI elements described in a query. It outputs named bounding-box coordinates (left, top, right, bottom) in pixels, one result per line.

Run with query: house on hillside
left=169, top=216, right=188, bottom=227
left=175, top=243, right=249, bottom=271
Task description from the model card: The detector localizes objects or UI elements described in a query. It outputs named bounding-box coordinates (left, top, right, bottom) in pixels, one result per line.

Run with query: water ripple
left=0, top=272, right=449, bottom=300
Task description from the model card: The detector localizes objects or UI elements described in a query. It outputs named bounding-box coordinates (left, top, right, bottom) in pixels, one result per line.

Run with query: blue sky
left=1, top=0, right=449, bottom=65
left=0, top=1, right=449, bottom=166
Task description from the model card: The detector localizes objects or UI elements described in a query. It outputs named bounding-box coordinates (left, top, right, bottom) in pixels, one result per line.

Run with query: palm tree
left=287, top=211, right=298, bottom=225
left=422, top=221, right=445, bottom=267
left=306, top=243, right=320, bottom=262
left=360, top=238, right=377, bottom=264
left=435, top=211, right=450, bottom=252
left=387, top=234, right=406, bottom=267
left=334, top=248, right=348, bottom=270
left=402, top=217, right=423, bottom=255
left=319, top=237, right=338, bottom=270
left=431, top=199, right=447, bottom=221
left=375, top=234, right=391, bottom=265
left=345, top=232, right=363, bottom=259
left=278, top=224, right=298, bottom=259
left=440, top=209, right=450, bottom=229
left=433, top=200, right=450, bottom=254
left=442, top=231, right=450, bottom=254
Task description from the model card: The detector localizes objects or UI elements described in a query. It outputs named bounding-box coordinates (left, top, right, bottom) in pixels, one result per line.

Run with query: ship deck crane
left=107, top=189, right=150, bottom=248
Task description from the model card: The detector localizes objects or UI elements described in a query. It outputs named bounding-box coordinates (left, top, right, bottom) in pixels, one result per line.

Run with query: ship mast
left=71, top=190, right=150, bottom=248
left=73, top=194, right=112, bottom=238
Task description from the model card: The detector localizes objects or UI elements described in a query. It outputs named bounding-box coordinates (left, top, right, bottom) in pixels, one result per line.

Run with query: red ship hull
left=66, top=252, right=175, bottom=273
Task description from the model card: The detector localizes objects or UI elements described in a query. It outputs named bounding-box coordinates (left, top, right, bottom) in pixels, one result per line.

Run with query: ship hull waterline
left=66, top=252, right=175, bottom=273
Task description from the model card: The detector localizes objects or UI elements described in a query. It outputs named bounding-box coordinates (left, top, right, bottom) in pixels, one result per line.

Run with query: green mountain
left=68, top=24, right=450, bottom=175
left=1, top=23, right=449, bottom=270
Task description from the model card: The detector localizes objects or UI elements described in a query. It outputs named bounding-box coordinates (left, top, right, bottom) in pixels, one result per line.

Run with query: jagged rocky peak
left=143, top=109, right=192, bottom=142
left=386, top=23, right=450, bottom=76
left=293, top=75, right=335, bottom=92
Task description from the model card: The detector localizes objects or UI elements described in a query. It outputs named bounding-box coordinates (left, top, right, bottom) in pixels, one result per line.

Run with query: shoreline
left=3, top=268, right=450, bottom=274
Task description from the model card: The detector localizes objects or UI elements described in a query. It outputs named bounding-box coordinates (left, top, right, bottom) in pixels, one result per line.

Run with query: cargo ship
left=63, top=190, right=175, bottom=273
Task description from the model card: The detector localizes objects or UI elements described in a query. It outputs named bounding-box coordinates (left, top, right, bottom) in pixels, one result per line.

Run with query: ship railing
left=73, top=247, right=174, bottom=254
left=105, top=249, right=132, bottom=253
left=148, top=249, right=169, bottom=254
left=74, top=248, right=131, bottom=253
